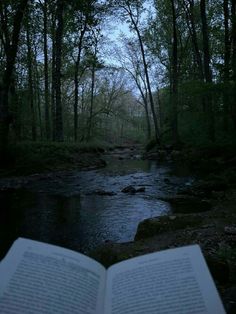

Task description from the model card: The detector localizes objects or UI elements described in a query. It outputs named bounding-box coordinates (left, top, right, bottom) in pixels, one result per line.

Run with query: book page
left=104, top=245, right=225, bottom=314
left=0, top=238, right=106, bottom=314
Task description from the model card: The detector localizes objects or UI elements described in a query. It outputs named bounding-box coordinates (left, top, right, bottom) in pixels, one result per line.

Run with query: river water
left=0, top=151, right=193, bottom=258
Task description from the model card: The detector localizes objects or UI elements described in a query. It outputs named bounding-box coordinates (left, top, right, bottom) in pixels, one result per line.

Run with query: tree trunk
left=51, top=14, right=56, bottom=141
left=87, top=61, right=96, bottom=141
left=139, top=74, right=152, bottom=140
left=171, top=0, right=179, bottom=146
left=126, top=5, right=161, bottom=145
left=135, top=25, right=160, bottom=145
left=184, top=0, right=204, bottom=80
left=143, top=99, right=151, bottom=140
left=74, top=27, right=86, bottom=142
left=42, top=0, right=50, bottom=140
left=232, top=0, right=236, bottom=79
left=33, top=48, right=43, bottom=139
left=0, top=86, right=10, bottom=163
left=26, top=12, right=36, bottom=141
left=0, top=0, right=28, bottom=164
left=54, top=0, right=64, bottom=142
left=231, top=0, right=236, bottom=128
left=132, top=73, right=151, bottom=140
left=223, top=0, right=231, bottom=132
left=140, top=88, right=151, bottom=141
left=74, top=63, right=79, bottom=142
left=183, top=0, right=205, bottom=113
left=200, top=0, right=215, bottom=141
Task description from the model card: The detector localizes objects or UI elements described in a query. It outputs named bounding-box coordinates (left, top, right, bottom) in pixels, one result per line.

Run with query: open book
left=0, top=238, right=225, bottom=314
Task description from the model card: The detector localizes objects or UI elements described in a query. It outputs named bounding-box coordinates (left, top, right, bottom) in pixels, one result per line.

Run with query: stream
left=0, top=147, right=193, bottom=259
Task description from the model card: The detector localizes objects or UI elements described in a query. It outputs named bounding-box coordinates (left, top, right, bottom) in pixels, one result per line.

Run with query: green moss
left=135, top=214, right=203, bottom=240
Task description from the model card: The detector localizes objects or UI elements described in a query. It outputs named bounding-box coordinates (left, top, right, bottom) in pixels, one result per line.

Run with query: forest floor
left=0, top=141, right=109, bottom=178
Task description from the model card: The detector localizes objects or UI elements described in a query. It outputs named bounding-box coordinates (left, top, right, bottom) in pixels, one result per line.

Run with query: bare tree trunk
left=42, top=0, right=50, bottom=140
left=74, top=27, right=86, bottom=142
left=11, top=81, right=22, bottom=141
left=232, top=0, right=236, bottom=77
left=129, top=70, right=151, bottom=140
left=87, top=29, right=99, bottom=142
left=54, top=0, right=64, bottom=142
left=124, top=3, right=160, bottom=145
left=74, top=63, right=79, bottom=142
left=223, top=0, right=231, bottom=132
left=144, top=102, right=151, bottom=140
left=231, top=0, right=236, bottom=128
left=80, top=85, right=86, bottom=141
left=183, top=0, right=204, bottom=80
left=200, top=0, right=215, bottom=141
left=33, top=47, right=43, bottom=139
left=87, top=61, right=96, bottom=141
left=183, top=0, right=206, bottom=113
left=135, top=27, right=160, bottom=145
left=139, top=88, right=151, bottom=141
left=0, top=0, right=28, bottom=164
left=157, top=90, right=163, bottom=131
left=138, top=73, right=152, bottom=140
left=26, top=11, right=36, bottom=141
left=51, top=14, right=56, bottom=141
left=171, top=0, right=179, bottom=146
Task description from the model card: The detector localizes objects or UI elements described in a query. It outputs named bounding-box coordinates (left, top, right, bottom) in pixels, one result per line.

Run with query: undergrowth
left=1, top=140, right=111, bottom=176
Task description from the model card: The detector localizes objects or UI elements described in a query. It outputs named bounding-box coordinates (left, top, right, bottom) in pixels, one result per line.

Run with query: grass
left=1, top=140, right=112, bottom=176
left=217, top=247, right=236, bottom=262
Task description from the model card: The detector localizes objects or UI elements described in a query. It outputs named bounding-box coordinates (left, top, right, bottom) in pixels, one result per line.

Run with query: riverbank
left=1, top=143, right=236, bottom=311
left=90, top=145, right=236, bottom=313
left=90, top=201, right=236, bottom=311
left=0, top=141, right=110, bottom=178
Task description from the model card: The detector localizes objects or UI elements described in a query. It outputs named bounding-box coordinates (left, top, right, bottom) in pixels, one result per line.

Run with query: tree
left=0, top=0, right=29, bottom=163
left=231, top=0, right=236, bottom=128
left=39, top=0, right=51, bottom=140
left=69, top=1, right=99, bottom=141
left=110, top=0, right=161, bottom=145
left=86, top=28, right=103, bottom=141
left=200, top=0, right=215, bottom=141
left=73, top=14, right=88, bottom=142
left=146, top=0, right=183, bottom=143
left=54, top=0, right=64, bottom=142
left=2, top=0, right=235, bottom=150
left=26, top=4, right=37, bottom=141
left=182, top=0, right=204, bottom=80
left=114, top=38, right=152, bottom=140
left=223, top=0, right=231, bottom=131
left=170, top=0, right=179, bottom=145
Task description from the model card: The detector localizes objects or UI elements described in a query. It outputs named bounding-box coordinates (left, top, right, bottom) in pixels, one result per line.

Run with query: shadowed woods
left=1, top=0, right=236, bottom=312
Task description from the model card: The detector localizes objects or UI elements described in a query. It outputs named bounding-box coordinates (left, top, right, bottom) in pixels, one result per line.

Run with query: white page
left=104, top=245, right=225, bottom=314
left=0, top=238, right=106, bottom=314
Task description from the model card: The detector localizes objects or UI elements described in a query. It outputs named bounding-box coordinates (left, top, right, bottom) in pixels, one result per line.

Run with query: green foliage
left=145, top=139, right=157, bottom=152
left=217, top=247, right=236, bottom=263
left=1, top=0, right=236, bottom=157
left=178, top=112, right=209, bottom=146
left=2, top=140, right=112, bottom=175
left=75, top=140, right=112, bottom=152
left=8, top=142, right=78, bottom=174
left=156, top=78, right=236, bottom=147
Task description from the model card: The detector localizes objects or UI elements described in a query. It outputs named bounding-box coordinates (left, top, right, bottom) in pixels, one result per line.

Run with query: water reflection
left=0, top=160, right=191, bottom=259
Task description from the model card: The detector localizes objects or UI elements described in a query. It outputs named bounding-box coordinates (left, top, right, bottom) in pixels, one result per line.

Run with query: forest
left=1, top=1, right=236, bottom=311
left=0, top=0, right=236, bottom=170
